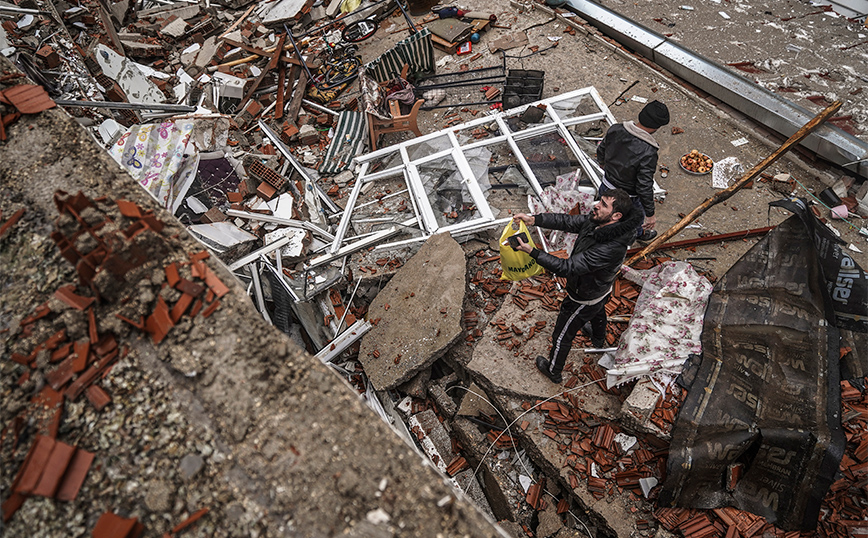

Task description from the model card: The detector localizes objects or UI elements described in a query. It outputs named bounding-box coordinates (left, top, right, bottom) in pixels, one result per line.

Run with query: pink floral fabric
left=608, top=261, right=713, bottom=387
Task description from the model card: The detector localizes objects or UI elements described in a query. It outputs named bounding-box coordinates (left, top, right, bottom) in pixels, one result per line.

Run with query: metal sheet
left=566, top=0, right=868, bottom=178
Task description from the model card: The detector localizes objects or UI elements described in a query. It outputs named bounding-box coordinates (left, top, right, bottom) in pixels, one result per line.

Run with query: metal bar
left=314, top=319, right=372, bottom=363
left=328, top=173, right=366, bottom=254
left=249, top=262, right=273, bottom=325
left=0, top=5, right=48, bottom=13
left=566, top=0, right=868, bottom=178
left=228, top=235, right=291, bottom=271
left=301, top=99, right=340, bottom=116
left=306, top=218, right=418, bottom=269
left=257, top=119, right=339, bottom=212
left=55, top=100, right=197, bottom=112
left=624, top=226, right=775, bottom=255
left=335, top=277, right=362, bottom=333
left=260, top=255, right=300, bottom=302
left=225, top=209, right=335, bottom=241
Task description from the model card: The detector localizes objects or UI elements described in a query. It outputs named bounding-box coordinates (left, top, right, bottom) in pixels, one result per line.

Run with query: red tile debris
left=145, top=297, right=174, bottom=344
left=32, top=440, right=76, bottom=498
left=86, top=385, right=111, bottom=411
left=189, top=250, right=210, bottom=262
left=171, top=293, right=194, bottom=323
left=165, top=263, right=181, bottom=288
left=92, top=512, right=142, bottom=538
left=88, top=307, right=99, bottom=344
left=0, top=208, right=25, bottom=238
left=55, top=448, right=94, bottom=502
left=201, top=300, right=220, bottom=318
left=115, top=200, right=143, bottom=218
left=202, top=266, right=230, bottom=298
left=14, top=435, right=55, bottom=494
left=0, top=84, right=56, bottom=114
left=171, top=508, right=209, bottom=534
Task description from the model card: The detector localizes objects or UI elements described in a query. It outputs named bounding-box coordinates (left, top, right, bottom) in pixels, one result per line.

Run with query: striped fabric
left=319, top=110, right=367, bottom=175
left=363, top=28, right=434, bottom=84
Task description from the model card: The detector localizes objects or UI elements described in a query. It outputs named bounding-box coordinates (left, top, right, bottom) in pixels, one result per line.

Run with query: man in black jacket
left=596, top=100, right=669, bottom=243
left=512, top=188, right=641, bottom=384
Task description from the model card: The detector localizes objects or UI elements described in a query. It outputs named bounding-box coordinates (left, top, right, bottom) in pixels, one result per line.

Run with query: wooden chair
left=367, top=98, right=425, bottom=150
left=364, top=65, right=425, bottom=151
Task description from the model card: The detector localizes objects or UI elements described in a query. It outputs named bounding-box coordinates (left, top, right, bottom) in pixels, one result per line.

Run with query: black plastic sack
left=659, top=199, right=855, bottom=531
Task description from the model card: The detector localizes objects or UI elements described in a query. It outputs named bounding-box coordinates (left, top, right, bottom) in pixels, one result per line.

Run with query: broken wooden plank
left=625, top=226, right=775, bottom=255
left=236, top=33, right=286, bottom=114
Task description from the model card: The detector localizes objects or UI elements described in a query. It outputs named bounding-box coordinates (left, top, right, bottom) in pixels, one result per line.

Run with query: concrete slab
left=466, top=298, right=623, bottom=420
left=454, top=469, right=497, bottom=522
left=359, top=232, right=465, bottom=390
left=457, top=382, right=498, bottom=418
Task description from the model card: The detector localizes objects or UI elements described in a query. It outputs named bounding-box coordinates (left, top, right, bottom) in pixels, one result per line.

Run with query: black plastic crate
left=502, top=69, right=544, bottom=109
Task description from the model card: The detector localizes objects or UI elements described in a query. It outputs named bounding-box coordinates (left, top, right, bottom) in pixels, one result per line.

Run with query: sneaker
left=581, top=322, right=606, bottom=349
left=636, top=229, right=658, bottom=244
left=535, top=355, right=563, bottom=384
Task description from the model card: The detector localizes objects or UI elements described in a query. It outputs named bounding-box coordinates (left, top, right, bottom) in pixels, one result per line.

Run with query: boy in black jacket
left=512, top=188, right=641, bottom=383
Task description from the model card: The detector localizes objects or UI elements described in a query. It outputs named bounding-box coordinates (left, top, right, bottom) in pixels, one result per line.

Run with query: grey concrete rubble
left=1, top=0, right=867, bottom=534
left=359, top=232, right=466, bottom=391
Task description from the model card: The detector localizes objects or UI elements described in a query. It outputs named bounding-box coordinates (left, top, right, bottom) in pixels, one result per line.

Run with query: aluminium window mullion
left=496, top=115, right=544, bottom=199
left=329, top=166, right=368, bottom=254
left=402, top=145, right=438, bottom=233
left=448, top=132, right=494, bottom=222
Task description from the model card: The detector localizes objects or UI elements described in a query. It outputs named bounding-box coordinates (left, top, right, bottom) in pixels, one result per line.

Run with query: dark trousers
left=546, top=294, right=609, bottom=376
left=599, top=182, right=645, bottom=237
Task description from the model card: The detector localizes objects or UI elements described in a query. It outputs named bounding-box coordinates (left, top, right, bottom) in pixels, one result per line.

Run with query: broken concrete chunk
left=456, top=382, right=497, bottom=418
left=413, top=409, right=452, bottom=462
left=535, top=499, right=564, bottom=538
left=262, top=0, right=309, bottom=25
left=397, top=368, right=430, bottom=399
left=358, top=233, right=465, bottom=391
left=194, top=36, right=219, bottom=70
left=94, top=44, right=165, bottom=104
left=427, top=383, right=457, bottom=419
left=452, top=469, right=496, bottom=521
left=619, top=377, right=670, bottom=439
left=179, top=453, right=204, bottom=480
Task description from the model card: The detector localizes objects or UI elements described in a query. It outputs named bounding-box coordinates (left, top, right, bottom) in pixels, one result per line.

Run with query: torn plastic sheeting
left=606, top=261, right=712, bottom=388
left=528, top=169, right=596, bottom=253
left=660, top=203, right=847, bottom=531
left=765, top=199, right=867, bottom=380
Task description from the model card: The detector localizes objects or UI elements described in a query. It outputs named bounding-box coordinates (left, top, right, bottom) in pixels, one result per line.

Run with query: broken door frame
left=307, top=86, right=618, bottom=269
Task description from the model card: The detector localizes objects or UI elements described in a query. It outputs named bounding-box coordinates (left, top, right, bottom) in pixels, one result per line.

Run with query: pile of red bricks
left=3, top=192, right=222, bottom=533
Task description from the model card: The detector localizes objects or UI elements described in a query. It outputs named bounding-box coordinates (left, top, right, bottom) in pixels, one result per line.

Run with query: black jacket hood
left=592, top=204, right=643, bottom=245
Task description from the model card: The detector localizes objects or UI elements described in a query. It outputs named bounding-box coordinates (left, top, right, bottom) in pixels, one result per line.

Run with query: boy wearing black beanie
left=596, top=100, right=670, bottom=243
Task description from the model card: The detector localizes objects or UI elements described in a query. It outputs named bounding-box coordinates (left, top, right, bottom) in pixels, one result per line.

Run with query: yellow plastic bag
left=499, top=220, right=544, bottom=281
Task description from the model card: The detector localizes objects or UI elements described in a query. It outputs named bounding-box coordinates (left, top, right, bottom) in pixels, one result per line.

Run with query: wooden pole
left=625, top=100, right=842, bottom=267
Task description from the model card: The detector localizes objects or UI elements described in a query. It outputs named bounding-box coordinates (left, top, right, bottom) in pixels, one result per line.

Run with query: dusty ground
left=604, top=0, right=868, bottom=143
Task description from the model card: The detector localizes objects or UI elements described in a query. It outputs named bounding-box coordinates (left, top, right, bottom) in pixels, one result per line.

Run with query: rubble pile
left=2, top=0, right=868, bottom=534
left=2, top=192, right=240, bottom=534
